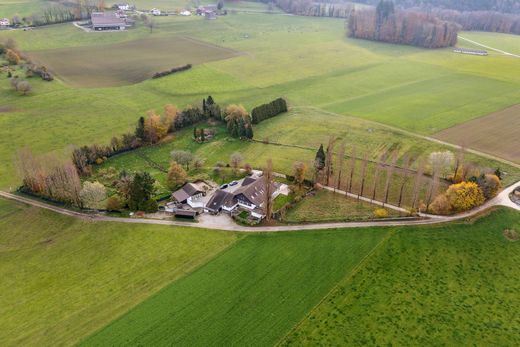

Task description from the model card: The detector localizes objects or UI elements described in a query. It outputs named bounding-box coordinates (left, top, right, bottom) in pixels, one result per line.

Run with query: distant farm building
left=115, top=3, right=131, bottom=11
left=197, top=5, right=218, bottom=19
left=91, top=12, right=127, bottom=31
left=180, top=10, right=192, bottom=16
left=453, top=48, right=488, bottom=56
left=0, top=18, right=10, bottom=27
left=150, top=8, right=162, bottom=16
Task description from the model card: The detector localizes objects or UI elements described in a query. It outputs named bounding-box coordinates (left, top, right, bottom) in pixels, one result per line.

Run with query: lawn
left=80, top=226, right=390, bottom=346
left=28, top=36, right=241, bottom=87
left=0, top=197, right=239, bottom=346
left=285, top=189, right=401, bottom=223
left=282, top=208, right=520, bottom=346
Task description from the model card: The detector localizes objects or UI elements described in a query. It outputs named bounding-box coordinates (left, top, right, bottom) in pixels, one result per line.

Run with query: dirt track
left=2, top=181, right=519, bottom=232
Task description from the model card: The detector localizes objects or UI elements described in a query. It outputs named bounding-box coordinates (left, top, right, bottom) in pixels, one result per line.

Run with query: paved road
left=2, top=182, right=520, bottom=232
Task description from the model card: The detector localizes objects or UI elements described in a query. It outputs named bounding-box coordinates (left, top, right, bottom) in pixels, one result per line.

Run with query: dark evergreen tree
left=193, top=127, right=198, bottom=139
left=207, top=95, right=215, bottom=106
left=201, top=128, right=205, bottom=142
left=127, top=172, right=156, bottom=211
left=135, top=116, right=145, bottom=140
left=245, top=123, right=254, bottom=139
left=202, top=98, right=207, bottom=112
left=314, top=144, right=326, bottom=171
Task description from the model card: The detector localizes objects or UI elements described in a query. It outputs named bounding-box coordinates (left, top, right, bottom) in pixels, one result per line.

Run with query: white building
left=151, top=8, right=161, bottom=16
left=116, top=3, right=130, bottom=10
left=0, top=18, right=10, bottom=27
left=180, top=10, right=192, bottom=16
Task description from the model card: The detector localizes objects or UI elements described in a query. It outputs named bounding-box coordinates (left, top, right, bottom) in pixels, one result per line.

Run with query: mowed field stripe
left=80, top=228, right=389, bottom=346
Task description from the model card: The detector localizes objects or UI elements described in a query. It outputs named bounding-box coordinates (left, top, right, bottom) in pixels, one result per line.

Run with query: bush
left=95, top=158, right=104, bottom=165
left=106, top=196, right=123, bottom=211
left=446, top=181, right=485, bottom=212
left=373, top=208, right=389, bottom=218
left=142, top=199, right=158, bottom=213
left=477, top=174, right=501, bottom=199
left=429, top=193, right=450, bottom=215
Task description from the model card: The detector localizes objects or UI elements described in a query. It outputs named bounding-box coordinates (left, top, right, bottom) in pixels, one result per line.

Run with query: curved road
left=1, top=182, right=520, bottom=232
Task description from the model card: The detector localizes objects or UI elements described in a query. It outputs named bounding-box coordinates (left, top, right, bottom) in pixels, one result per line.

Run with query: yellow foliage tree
left=6, top=49, right=20, bottom=65
left=167, top=161, right=187, bottom=189
left=446, top=181, right=485, bottom=212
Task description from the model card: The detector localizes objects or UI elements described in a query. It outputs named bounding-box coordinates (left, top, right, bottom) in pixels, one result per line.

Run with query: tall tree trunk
left=397, top=155, right=411, bottom=207
left=334, top=141, right=346, bottom=193
left=412, top=158, right=426, bottom=210
left=348, top=145, right=357, bottom=194
left=383, top=151, right=398, bottom=206
left=263, top=159, right=274, bottom=222
left=359, top=151, right=369, bottom=200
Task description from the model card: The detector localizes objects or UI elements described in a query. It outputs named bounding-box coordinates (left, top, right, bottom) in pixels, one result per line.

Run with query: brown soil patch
left=503, top=229, right=519, bottom=242
left=433, top=103, right=520, bottom=164
left=0, top=106, right=14, bottom=113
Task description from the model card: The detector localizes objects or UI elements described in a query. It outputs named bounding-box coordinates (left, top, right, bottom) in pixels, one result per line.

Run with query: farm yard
left=1, top=0, right=520, bottom=346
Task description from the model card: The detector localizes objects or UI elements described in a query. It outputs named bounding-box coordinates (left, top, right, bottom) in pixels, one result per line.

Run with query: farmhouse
left=180, top=10, right=192, bottom=16
left=453, top=47, right=488, bottom=56
left=205, top=176, right=285, bottom=219
left=91, top=12, right=127, bottom=31
left=151, top=8, right=162, bottom=16
left=197, top=5, right=218, bottom=19
left=0, top=18, right=10, bottom=27
left=172, top=181, right=209, bottom=208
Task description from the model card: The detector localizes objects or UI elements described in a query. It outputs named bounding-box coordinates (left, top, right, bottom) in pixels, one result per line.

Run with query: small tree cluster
left=26, top=64, right=53, bottom=81
left=348, top=4, right=459, bottom=48
left=124, top=171, right=158, bottom=212
left=251, top=98, right=288, bottom=124
left=17, top=148, right=82, bottom=206
left=10, top=77, right=32, bottom=95
left=224, top=104, right=254, bottom=139
left=167, top=161, right=188, bottom=189
left=202, top=95, right=222, bottom=120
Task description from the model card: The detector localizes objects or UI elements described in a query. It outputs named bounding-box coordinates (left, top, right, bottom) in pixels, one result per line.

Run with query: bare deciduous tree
left=347, top=145, right=357, bottom=194
left=397, top=155, right=412, bottom=207
left=263, top=159, right=274, bottom=222
left=334, top=141, right=346, bottom=193
left=358, top=151, right=369, bottom=200
left=383, top=151, right=399, bottom=206
left=412, top=158, right=426, bottom=209
left=324, top=136, right=337, bottom=186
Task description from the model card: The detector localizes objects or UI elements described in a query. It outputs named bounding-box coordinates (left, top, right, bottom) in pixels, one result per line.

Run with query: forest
left=352, top=0, right=520, bottom=14
left=347, top=2, right=459, bottom=48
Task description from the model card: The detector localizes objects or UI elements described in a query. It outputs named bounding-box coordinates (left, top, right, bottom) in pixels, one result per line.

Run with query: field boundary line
left=458, top=35, right=520, bottom=58
left=274, top=229, right=395, bottom=346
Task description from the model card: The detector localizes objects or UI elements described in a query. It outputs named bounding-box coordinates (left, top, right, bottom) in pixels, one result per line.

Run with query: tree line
left=433, top=9, right=520, bottom=35
left=353, top=0, right=520, bottom=14
left=348, top=2, right=459, bottom=48
left=251, top=98, right=288, bottom=124
left=311, top=139, right=502, bottom=214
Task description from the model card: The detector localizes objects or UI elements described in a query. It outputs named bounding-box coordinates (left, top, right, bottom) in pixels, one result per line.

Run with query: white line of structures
left=458, top=35, right=520, bottom=59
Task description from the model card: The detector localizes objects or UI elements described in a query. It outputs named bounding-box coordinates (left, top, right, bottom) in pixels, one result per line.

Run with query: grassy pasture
left=81, top=227, right=389, bottom=346
left=434, top=103, right=520, bottom=164
left=458, top=31, right=520, bottom=56
left=0, top=14, right=519, bottom=189
left=93, top=108, right=520, bottom=208
left=28, top=36, right=241, bottom=87
left=0, top=197, right=239, bottom=346
left=282, top=208, right=520, bottom=346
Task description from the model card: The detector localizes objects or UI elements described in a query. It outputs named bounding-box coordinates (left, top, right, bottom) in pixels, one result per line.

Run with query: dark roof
left=175, top=209, right=197, bottom=217
left=233, top=177, right=278, bottom=207
left=205, top=189, right=235, bottom=211
left=91, top=12, right=126, bottom=27
left=172, top=183, right=203, bottom=203
left=242, top=176, right=256, bottom=186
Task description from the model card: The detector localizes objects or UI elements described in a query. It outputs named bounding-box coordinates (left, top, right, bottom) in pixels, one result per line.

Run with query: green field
left=0, top=13, right=519, bottom=189
left=282, top=208, right=520, bottom=346
left=0, top=198, right=239, bottom=346
left=81, top=226, right=389, bottom=346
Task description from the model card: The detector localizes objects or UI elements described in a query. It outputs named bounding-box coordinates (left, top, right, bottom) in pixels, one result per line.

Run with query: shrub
left=167, top=161, right=188, bottom=189
left=446, top=181, right=485, bottom=212
left=17, top=80, right=32, bottom=95
left=95, top=158, right=104, bottom=165
left=106, top=196, right=123, bottom=211
left=5, top=49, right=20, bottom=65
left=373, top=208, right=389, bottom=218
left=142, top=199, right=159, bottom=213
left=429, top=193, right=450, bottom=215
left=477, top=174, right=501, bottom=199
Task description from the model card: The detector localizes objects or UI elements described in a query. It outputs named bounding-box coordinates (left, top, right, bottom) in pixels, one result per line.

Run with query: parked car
left=220, top=184, right=229, bottom=189
left=229, top=181, right=239, bottom=186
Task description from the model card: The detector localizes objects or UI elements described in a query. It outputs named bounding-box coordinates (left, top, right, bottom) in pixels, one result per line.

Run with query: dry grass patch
left=504, top=229, right=519, bottom=242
